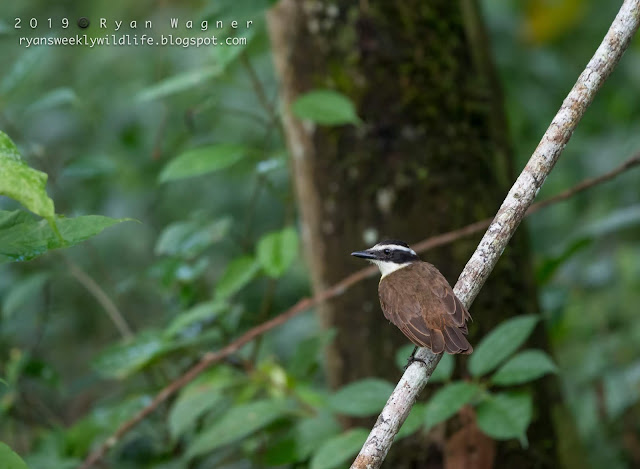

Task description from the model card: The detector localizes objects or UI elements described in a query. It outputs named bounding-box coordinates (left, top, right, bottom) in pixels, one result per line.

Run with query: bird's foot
left=404, top=346, right=429, bottom=370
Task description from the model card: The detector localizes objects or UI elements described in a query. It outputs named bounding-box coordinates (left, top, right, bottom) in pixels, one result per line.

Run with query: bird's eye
left=383, top=249, right=391, bottom=255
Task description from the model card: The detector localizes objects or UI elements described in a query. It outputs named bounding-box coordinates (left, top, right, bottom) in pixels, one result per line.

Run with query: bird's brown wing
left=378, top=262, right=473, bottom=355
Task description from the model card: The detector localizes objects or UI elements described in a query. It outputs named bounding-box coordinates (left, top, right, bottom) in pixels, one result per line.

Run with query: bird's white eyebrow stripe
left=371, top=244, right=417, bottom=255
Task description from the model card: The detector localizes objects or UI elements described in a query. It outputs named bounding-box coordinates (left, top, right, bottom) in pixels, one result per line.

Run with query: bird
left=351, top=239, right=473, bottom=355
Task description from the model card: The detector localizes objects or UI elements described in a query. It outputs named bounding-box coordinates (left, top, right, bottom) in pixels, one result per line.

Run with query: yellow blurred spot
left=524, top=0, right=585, bottom=44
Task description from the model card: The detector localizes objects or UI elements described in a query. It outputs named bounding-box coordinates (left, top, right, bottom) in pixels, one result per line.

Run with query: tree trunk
left=268, top=1, right=559, bottom=467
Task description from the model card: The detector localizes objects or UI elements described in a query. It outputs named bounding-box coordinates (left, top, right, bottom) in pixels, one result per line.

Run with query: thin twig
left=78, top=151, right=640, bottom=469
left=352, top=2, right=640, bottom=467
left=241, top=52, right=279, bottom=124
left=66, top=259, right=134, bottom=340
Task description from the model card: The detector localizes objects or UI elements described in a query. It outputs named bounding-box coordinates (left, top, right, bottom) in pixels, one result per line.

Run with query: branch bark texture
left=351, top=1, right=640, bottom=467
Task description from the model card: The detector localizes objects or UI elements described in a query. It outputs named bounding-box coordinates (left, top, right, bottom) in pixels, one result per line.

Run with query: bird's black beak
left=351, top=250, right=377, bottom=260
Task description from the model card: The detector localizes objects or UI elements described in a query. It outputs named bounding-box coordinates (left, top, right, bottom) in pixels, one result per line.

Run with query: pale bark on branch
left=351, top=1, right=640, bottom=467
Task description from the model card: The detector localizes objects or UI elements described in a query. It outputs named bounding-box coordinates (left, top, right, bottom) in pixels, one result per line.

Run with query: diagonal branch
left=351, top=1, right=640, bottom=467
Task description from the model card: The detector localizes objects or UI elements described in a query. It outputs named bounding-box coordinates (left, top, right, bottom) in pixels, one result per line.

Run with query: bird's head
left=351, top=239, right=419, bottom=278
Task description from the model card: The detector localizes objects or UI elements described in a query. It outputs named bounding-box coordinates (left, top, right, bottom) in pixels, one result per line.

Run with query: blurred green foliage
left=0, top=0, right=639, bottom=468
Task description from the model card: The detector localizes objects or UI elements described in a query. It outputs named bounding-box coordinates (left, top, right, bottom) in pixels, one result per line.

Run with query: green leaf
left=164, top=300, right=228, bottom=338
left=0, top=210, right=132, bottom=263
left=0, top=131, right=55, bottom=221
left=431, top=353, right=455, bottom=383
left=159, top=143, right=247, bottom=182
left=256, top=227, right=299, bottom=278
left=294, top=412, right=342, bottom=459
left=424, top=381, right=481, bottom=429
left=137, top=66, right=221, bottom=102
left=580, top=204, right=640, bottom=237
left=0, top=442, right=29, bottom=469
left=263, top=437, right=299, bottom=466
left=310, top=428, right=369, bottom=469
left=169, top=367, right=240, bottom=439
left=61, top=155, right=117, bottom=180
left=26, top=87, right=78, bottom=114
left=155, top=217, right=231, bottom=258
left=289, top=329, right=337, bottom=378
left=603, top=363, right=640, bottom=419
left=491, top=349, right=557, bottom=386
left=92, top=330, right=170, bottom=379
left=469, top=315, right=539, bottom=377
left=264, top=412, right=341, bottom=465
left=394, top=344, right=454, bottom=383
left=169, top=392, right=227, bottom=440
left=186, top=399, right=291, bottom=458
left=397, top=403, right=426, bottom=440
left=1, top=47, right=47, bottom=95
left=292, top=89, right=361, bottom=125
left=214, top=255, right=260, bottom=299
left=476, top=392, right=532, bottom=446
left=536, top=237, right=591, bottom=285
left=329, top=378, right=394, bottom=417
left=2, top=272, right=49, bottom=318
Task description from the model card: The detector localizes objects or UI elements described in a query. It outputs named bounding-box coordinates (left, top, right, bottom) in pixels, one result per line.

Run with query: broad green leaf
left=155, top=217, right=231, bottom=258
left=491, top=349, right=557, bottom=386
left=256, top=227, right=299, bottom=278
left=0, top=131, right=54, bottom=221
left=214, top=255, right=260, bottom=299
left=424, top=381, right=481, bottom=429
left=0, top=442, right=29, bottom=469
left=431, top=353, right=455, bottom=383
left=292, top=89, right=361, bottom=125
left=1, top=47, right=47, bottom=95
left=264, top=412, right=341, bottom=465
left=397, top=403, right=426, bottom=439
left=169, top=367, right=240, bottom=439
left=92, top=330, right=170, bottom=379
left=263, top=437, right=298, bottom=466
left=26, top=87, right=78, bottom=113
left=159, top=143, right=247, bottom=182
left=394, top=344, right=454, bottom=383
left=310, top=428, right=369, bottom=469
left=580, top=205, right=640, bottom=238
left=536, top=238, right=591, bottom=285
left=289, top=329, right=337, bottom=378
left=329, top=378, right=394, bottom=417
left=294, top=412, right=342, bottom=459
left=137, top=66, right=221, bottom=102
left=164, top=300, right=228, bottom=338
left=169, top=392, right=227, bottom=439
left=476, top=392, right=532, bottom=446
left=603, top=363, right=640, bottom=418
left=186, top=399, right=291, bottom=458
left=469, top=315, right=539, bottom=377
left=61, top=155, right=117, bottom=180
left=0, top=210, right=131, bottom=264
left=2, top=272, right=49, bottom=318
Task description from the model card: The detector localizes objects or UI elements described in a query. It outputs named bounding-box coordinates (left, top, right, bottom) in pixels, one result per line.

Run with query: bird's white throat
left=372, top=260, right=413, bottom=279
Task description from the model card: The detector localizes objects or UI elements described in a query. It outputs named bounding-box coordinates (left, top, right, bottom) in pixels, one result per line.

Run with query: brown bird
left=351, top=240, right=472, bottom=355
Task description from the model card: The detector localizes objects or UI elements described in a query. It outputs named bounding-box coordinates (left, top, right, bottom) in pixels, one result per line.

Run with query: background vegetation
left=0, top=0, right=639, bottom=468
